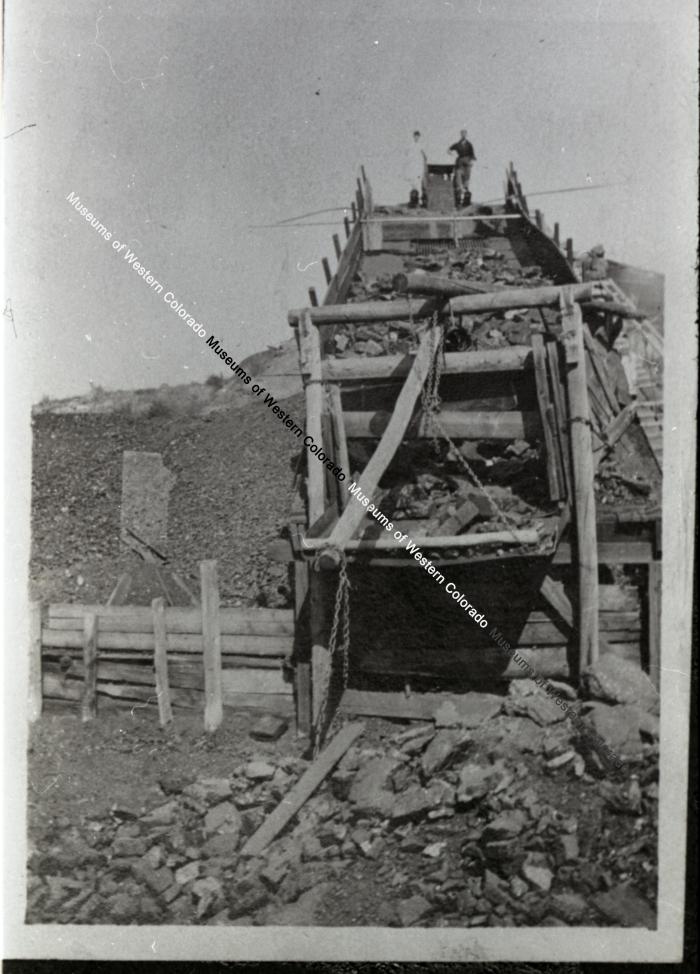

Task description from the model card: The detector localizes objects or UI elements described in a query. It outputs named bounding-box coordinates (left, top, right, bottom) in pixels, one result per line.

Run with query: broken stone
left=551, top=892, right=588, bottom=924
left=249, top=714, right=289, bottom=741
left=509, top=876, right=529, bottom=899
left=141, top=800, right=179, bottom=826
left=422, top=841, right=447, bottom=859
left=581, top=702, right=645, bottom=756
left=244, top=761, right=276, bottom=781
left=582, top=656, right=659, bottom=713
left=456, top=761, right=504, bottom=805
left=388, top=784, right=442, bottom=825
left=112, top=836, right=148, bottom=858
left=546, top=750, right=576, bottom=769
left=159, top=773, right=195, bottom=795
left=347, top=757, right=400, bottom=816
left=432, top=693, right=502, bottom=729
left=203, top=802, right=242, bottom=837
left=120, top=450, right=175, bottom=553
left=192, top=876, right=224, bottom=918
left=482, top=869, right=511, bottom=906
left=593, top=884, right=655, bottom=928
left=195, top=779, right=232, bottom=802
left=131, top=862, right=174, bottom=896
left=512, top=692, right=567, bottom=726
left=175, top=861, right=201, bottom=885
left=484, top=809, right=528, bottom=841
left=521, top=862, right=553, bottom=892
left=421, top=729, right=471, bottom=777
left=397, top=894, right=433, bottom=927
left=558, top=834, right=580, bottom=862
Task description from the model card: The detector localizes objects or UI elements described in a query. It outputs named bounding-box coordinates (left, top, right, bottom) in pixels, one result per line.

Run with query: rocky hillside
left=30, top=339, right=303, bottom=607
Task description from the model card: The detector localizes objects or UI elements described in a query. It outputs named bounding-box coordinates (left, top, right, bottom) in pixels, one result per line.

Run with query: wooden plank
left=322, top=257, right=332, bottom=285
left=393, top=271, right=492, bottom=296
left=200, top=560, right=223, bottom=732
left=343, top=409, right=540, bottom=441
left=28, top=602, right=43, bottom=722
left=323, top=346, right=532, bottom=381
left=47, top=604, right=293, bottom=624
left=46, top=612, right=293, bottom=636
left=553, top=541, right=655, bottom=565
left=241, top=722, right=365, bottom=857
left=106, top=573, right=132, bottom=606
left=293, top=560, right=311, bottom=735
left=170, top=571, right=200, bottom=607
left=560, top=290, right=600, bottom=671
left=300, top=310, right=326, bottom=524
left=328, top=385, right=350, bottom=503
left=81, top=613, right=98, bottom=722
left=546, top=339, right=573, bottom=499
left=332, top=233, right=342, bottom=259
left=648, top=561, right=661, bottom=689
left=303, top=527, right=540, bottom=552
left=152, top=597, right=172, bottom=726
left=41, top=630, right=292, bottom=655
left=327, top=325, right=441, bottom=547
left=531, top=331, right=561, bottom=500
left=448, top=282, right=595, bottom=316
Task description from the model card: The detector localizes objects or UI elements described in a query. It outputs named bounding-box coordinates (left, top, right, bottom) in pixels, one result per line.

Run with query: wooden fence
left=29, top=560, right=294, bottom=729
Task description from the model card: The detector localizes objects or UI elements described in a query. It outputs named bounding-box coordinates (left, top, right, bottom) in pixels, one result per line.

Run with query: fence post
left=152, top=597, right=173, bottom=726
left=200, top=560, right=223, bottom=731
left=28, top=602, right=43, bottom=722
left=81, top=613, right=98, bottom=722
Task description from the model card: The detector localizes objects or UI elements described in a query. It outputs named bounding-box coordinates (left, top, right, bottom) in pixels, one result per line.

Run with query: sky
left=3, top=0, right=697, bottom=402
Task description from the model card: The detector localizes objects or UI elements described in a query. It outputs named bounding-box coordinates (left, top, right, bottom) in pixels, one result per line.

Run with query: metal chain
left=313, top=552, right=351, bottom=756
left=420, top=313, right=524, bottom=538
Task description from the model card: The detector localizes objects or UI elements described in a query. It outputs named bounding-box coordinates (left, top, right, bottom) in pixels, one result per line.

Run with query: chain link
left=420, top=314, right=524, bottom=539
left=313, top=551, right=351, bottom=756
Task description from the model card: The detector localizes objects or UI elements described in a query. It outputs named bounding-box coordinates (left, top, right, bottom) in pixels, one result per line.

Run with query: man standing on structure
left=404, top=130, right=427, bottom=208
left=448, top=129, right=476, bottom=207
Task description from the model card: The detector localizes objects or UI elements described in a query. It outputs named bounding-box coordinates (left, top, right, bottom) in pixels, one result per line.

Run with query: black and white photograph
left=2, top=0, right=696, bottom=964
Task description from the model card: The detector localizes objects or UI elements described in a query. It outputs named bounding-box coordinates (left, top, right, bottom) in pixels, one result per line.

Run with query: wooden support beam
left=531, top=331, right=562, bottom=500
left=535, top=209, right=543, bottom=230
left=344, top=216, right=351, bottom=239
left=343, top=409, right=540, bottom=441
left=241, top=722, right=365, bottom=857
left=293, top=560, right=311, bottom=736
left=322, top=257, right=332, bottom=285
left=448, top=282, right=595, bottom=316
left=41, top=630, right=291, bottom=654
left=328, top=385, right=350, bottom=504
left=152, top=597, right=173, bottom=726
left=648, top=561, right=661, bottom=689
left=28, top=602, right=43, bottom=722
left=308, top=287, right=319, bottom=308
left=289, top=296, right=439, bottom=326
left=81, top=613, right=98, bottom=722
left=393, top=271, right=491, bottom=296
left=351, top=201, right=357, bottom=222
left=545, top=339, right=573, bottom=499
left=596, top=402, right=637, bottom=456
left=106, top=573, right=132, bottom=606
left=560, top=289, right=600, bottom=671
left=200, top=560, right=223, bottom=732
left=323, top=346, right=532, bottom=381
left=566, top=238, right=574, bottom=263
left=332, top=234, right=342, bottom=260
left=327, top=325, right=441, bottom=547
left=300, top=311, right=326, bottom=524
left=554, top=222, right=560, bottom=248
left=304, top=527, right=540, bottom=554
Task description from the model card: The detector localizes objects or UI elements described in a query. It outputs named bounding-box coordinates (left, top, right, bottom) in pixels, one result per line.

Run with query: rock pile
left=27, top=675, right=658, bottom=928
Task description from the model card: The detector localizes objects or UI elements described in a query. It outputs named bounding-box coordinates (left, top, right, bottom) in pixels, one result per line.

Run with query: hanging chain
left=313, top=552, right=351, bottom=756
left=420, top=313, right=524, bottom=538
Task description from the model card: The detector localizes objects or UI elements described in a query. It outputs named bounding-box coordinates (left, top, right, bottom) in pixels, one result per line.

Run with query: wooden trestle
left=288, top=165, right=662, bottom=744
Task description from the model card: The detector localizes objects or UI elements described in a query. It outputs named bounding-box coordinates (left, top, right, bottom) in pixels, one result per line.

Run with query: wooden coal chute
left=288, top=164, right=663, bottom=745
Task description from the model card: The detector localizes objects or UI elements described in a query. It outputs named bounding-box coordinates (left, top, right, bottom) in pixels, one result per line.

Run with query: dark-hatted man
left=448, top=129, right=476, bottom=207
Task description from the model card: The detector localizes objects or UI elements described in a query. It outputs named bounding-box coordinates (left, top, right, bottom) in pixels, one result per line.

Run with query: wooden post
left=560, top=290, right=600, bottom=672
left=535, top=209, right=543, bottom=230
left=531, top=331, right=562, bottom=500
left=152, top=597, right=172, bottom=726
left=81, top=613, right=98, bottom=722
left=107, top=572, right=132, bottom=606
left=200, top=560, right=223, bottom=732
left=293, top=561, right=312, bottom=735
left=28, top=602, right=43, bottom=722
left=310, top=571, right=333, bottom=738
left=351, top=201, right=357, bottom=222
left=328, top=384, right=350, bottom=507
left=648, top=561, right=661, bottom=688
left=327, top=324, right=441, bottom=548
left=332, top=233, right=342, bottom=260
left=308, top=287, right=319, bottom=308
left=566, top=238, right=574, bottom=263
left=322, top=257, right=332, bottom=285
left=554, top=222, right=560, bottom=247
left=300, top=311, right=325, bottom=524
left=546, top=339, right=573, bottom=499
left=343, top=216, right=351, bottom=239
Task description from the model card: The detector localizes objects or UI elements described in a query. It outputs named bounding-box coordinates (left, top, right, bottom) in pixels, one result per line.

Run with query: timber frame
left=287, top=165, right=662, bottom=744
